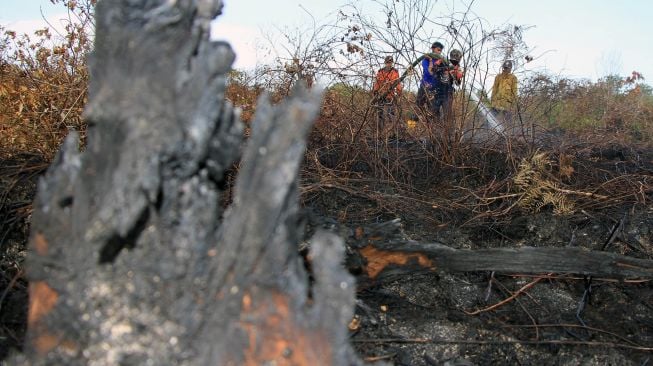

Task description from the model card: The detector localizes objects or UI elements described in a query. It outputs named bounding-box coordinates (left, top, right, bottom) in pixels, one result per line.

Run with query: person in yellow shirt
left=491, top=60, right=518, bottom=130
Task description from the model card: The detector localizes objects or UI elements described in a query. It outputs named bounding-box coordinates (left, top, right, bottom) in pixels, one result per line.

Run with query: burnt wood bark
left=12, top=0, right=363, bottom=365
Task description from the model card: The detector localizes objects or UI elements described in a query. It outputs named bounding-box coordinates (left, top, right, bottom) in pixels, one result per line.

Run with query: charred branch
left=351, top=239, right=653, bottom=283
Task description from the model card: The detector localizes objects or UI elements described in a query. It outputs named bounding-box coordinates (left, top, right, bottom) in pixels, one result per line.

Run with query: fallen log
left=351, top=238, right=653, bottom=282
left=11, top=0, right=364, bottom=365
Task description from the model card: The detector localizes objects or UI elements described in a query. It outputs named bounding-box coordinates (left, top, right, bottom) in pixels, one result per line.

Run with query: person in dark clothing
left=416, top=41, right=444, bottom=117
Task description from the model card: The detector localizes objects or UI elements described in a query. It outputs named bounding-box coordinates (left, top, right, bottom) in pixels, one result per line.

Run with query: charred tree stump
left=12, top=0, right=363, bottom=365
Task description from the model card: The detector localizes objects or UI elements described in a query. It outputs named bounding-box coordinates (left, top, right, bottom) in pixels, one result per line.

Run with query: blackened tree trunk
left=12, top=0, right=363, bottom=365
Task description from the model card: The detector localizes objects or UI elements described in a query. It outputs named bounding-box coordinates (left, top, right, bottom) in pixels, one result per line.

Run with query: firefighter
left=416, top=41, right=444, bottom=117
left=432, top=49, right=464, bottom=123
left=491, top=60, right=518, bottom=130
left=372, top=55, right=403, bottom=127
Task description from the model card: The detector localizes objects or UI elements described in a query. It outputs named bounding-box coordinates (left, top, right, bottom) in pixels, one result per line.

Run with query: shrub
left=0, top=0, right=95, bottom=160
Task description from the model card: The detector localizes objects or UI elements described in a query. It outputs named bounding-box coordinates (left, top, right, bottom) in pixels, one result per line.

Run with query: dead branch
left=463, top=276, right=544, bottom=315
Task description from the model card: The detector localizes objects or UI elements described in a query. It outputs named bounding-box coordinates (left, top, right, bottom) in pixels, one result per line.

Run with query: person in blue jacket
left=416, top=41, right=444, bottom=117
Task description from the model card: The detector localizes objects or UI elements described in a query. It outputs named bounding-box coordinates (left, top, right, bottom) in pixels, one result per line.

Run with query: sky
left=2, top=0, right=65, bottom=34
left=3, top=0, right=653, bottom=84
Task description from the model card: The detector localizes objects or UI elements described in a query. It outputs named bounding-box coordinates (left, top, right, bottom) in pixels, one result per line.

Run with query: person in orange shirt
left=372, top=56, right=403, bottom=127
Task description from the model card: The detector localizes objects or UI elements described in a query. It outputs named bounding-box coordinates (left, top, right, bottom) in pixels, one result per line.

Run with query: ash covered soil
left=303, top=138, right=653, bottom=365
left=336, top=209, right=653, bottom=365
left=1, top=143, right=652, bottom=365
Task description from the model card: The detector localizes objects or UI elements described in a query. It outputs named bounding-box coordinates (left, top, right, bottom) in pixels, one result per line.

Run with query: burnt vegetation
left=1, top=0, right=653, bottom=364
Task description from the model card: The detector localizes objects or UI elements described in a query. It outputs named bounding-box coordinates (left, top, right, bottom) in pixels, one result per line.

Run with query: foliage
left=0, top=0, right=95, bottom=160
left=513, top=152, right=574, bottom=215
left=519, top=72, right=653, bottom=142
left=225, top=69, right=263, bottom=125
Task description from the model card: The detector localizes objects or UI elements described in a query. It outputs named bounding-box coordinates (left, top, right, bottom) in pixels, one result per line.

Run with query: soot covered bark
left=12, top=1, right=363, bottom=365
